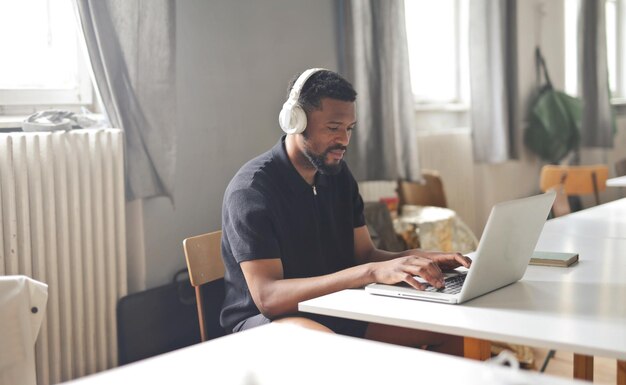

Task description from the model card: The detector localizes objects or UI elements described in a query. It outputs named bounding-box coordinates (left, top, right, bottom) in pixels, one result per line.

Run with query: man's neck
left=285, top=134, right=316, bottom=185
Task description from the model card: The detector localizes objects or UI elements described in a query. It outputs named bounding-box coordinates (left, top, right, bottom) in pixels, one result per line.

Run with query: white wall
left=142, top=0, right=338, bottom=288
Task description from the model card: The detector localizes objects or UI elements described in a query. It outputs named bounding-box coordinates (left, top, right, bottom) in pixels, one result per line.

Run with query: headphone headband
left=279, top=68, right=327, bottom=135
left=287, top=68, right=325, bottom=103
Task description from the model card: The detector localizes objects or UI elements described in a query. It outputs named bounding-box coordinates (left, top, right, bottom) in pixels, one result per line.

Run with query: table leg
left=464, top=337, right=490, bottom=360
left=618, top=360, right=626, bottom=385
left=573, top=354, right=593, bottom=381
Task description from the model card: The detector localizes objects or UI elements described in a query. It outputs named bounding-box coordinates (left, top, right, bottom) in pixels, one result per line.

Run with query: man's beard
left=302, top=142, right=347, bottom=176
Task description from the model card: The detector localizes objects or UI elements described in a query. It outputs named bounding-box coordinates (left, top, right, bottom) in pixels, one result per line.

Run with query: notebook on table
left=529, top=251, right=579, bottom=267
left=365, top=192, right=556, bottom=304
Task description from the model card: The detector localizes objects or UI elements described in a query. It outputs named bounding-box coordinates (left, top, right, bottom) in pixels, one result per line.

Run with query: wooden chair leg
left=591, top=171, right=600, bottom=206
left=573, top=354, right=593, bottom=381
left=194, top=286, right=207, bottom=342
left=540, top=349, right=556, bottom=372
left=618, top=360, right=626, bottom=385
left=464, top=337, right=491, bottom=360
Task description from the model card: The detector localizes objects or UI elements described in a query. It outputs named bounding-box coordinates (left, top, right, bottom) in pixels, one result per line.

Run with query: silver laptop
left=365, top=192, right=556, bottom=304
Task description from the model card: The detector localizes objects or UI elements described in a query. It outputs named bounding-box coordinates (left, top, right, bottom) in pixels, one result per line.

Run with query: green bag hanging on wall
left=524, top=48, right=582, bottom=164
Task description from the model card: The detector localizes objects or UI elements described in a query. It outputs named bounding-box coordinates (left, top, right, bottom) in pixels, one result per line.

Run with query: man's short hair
left=287, top=70, right=357, bottom=114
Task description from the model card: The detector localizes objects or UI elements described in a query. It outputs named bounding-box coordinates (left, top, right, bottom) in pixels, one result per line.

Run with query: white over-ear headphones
left=279, top=68, right=326, bottom=135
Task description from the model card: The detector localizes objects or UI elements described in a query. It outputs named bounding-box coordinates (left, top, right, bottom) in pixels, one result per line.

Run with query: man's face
left=301, top=98, right=356, bottom=175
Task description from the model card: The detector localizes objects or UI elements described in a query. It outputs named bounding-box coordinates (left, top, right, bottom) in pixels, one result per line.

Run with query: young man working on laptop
left=220, top=68, right=471, bottom=354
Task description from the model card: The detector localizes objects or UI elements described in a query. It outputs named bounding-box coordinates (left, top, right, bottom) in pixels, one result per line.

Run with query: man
left=221, top=68, right=470, bottom=353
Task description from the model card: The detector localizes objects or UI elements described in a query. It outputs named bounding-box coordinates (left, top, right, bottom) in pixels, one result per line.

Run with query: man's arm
left=353, top=225, right=472, bottom=271
left=240, top=247, right=447, bottom=319
left=241, top=258, right=372, bottom=318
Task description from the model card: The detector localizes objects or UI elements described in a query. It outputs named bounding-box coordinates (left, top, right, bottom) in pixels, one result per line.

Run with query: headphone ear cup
left=289, top=105, right=307, bottom=134
left=279, top=101, right=307, bottom=135
left=280, top=67, right=325, bottom=134
left=279, top=101, right=293, bottom=134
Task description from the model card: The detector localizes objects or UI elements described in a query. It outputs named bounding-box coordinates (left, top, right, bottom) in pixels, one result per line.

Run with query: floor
left=531, top=348, right=617, bottom=384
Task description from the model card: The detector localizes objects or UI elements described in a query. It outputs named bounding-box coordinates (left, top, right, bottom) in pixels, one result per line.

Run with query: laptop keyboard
left=423, top=274, right=467, bottom=295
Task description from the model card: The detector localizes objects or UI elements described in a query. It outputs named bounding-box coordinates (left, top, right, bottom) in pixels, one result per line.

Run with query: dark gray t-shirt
left=220, top=136, right=365, bottom=332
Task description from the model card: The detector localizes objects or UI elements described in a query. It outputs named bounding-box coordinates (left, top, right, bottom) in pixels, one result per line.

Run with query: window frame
left=404, top=0, right=470, bottom=108
left=0, top=1, right=94, bottom=116
left=565, top=0, right=626, bottom=101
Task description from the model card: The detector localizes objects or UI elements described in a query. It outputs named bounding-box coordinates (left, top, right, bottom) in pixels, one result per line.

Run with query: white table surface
left=62, top=323, right=586, bottom=385
left=541, top=199, right=626, bottom=239
left=535, top=230, right=626, bottom=261
left=607, top=176, right=626, bottom=187
left=300, top=199, right=626, bottom=361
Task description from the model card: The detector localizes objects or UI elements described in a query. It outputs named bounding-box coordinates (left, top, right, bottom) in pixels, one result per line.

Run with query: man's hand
left=353, top=224, right=472, bottom=291
left=370, top=256, right=447, bottom=291
left=370, top=251, right=472, bottom=291
left=420, top=251, right=472, bottom=271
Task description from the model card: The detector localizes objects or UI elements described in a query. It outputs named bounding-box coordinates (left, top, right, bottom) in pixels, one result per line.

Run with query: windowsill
left=0, top=115, right=27, bottom=130
left=416, top=127, right=471, bottom=136
left=612, top=98, right=626, bottom=116
left=0, top=113, right=107, bottom=132
left=412, top=100, right=625, bottom=115
left=413, top=102, right=470, bottom=112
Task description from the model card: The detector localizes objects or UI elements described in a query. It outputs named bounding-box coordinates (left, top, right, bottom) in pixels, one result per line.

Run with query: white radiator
left=0, top=128, right=127, bottom=385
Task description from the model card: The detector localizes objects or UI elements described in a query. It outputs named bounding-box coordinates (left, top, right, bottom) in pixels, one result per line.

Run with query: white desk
left=300, top=199, right=626, bottom=384
left=62, top=323, right=585, bottom=385
left=607, top=176, right=626, bottom=187
left=541, top=198, right=626, bottom=239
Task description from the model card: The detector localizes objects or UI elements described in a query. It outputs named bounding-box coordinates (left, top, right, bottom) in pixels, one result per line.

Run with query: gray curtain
left=339, top=0, right=421, bottom=182
left=469, top=0, right=518, bottom=163
left=74, top=0, right=176, bottom=201
left=579, top=0, right=614, bottom=148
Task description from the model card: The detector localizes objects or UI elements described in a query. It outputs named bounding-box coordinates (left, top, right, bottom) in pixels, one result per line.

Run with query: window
left=0, top=0, right=92, bottom=114
left=404, top=0, right=470, bottom=105
left=565, top=0, right=626, bottom=100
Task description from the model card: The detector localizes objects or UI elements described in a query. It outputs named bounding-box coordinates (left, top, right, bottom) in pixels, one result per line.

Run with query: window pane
left=565, top=0, right=619, bottom=96
left=0, top=0, right=79, bottom=90
left=405, top=0, right=458, bottom=103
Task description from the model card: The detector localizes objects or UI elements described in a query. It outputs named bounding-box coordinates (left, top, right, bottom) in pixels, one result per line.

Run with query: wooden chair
left=396, top=170, right=448, bottom=210
left=539, top=165, right=609, bottom=206
left=182, top=230, right=227, bottom=342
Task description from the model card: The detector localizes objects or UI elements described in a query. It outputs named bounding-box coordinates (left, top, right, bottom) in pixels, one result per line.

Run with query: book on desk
left=530, top=251, right=579, bottom=267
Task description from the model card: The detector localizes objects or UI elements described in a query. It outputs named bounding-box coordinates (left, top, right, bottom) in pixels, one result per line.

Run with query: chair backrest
left=615, top=158, right=626, bottom=177
left=396, top=170, right=447, bottom=209
left=539, top=165, right=609, bottom=206
left=182, top=230, right=226, bottom=342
